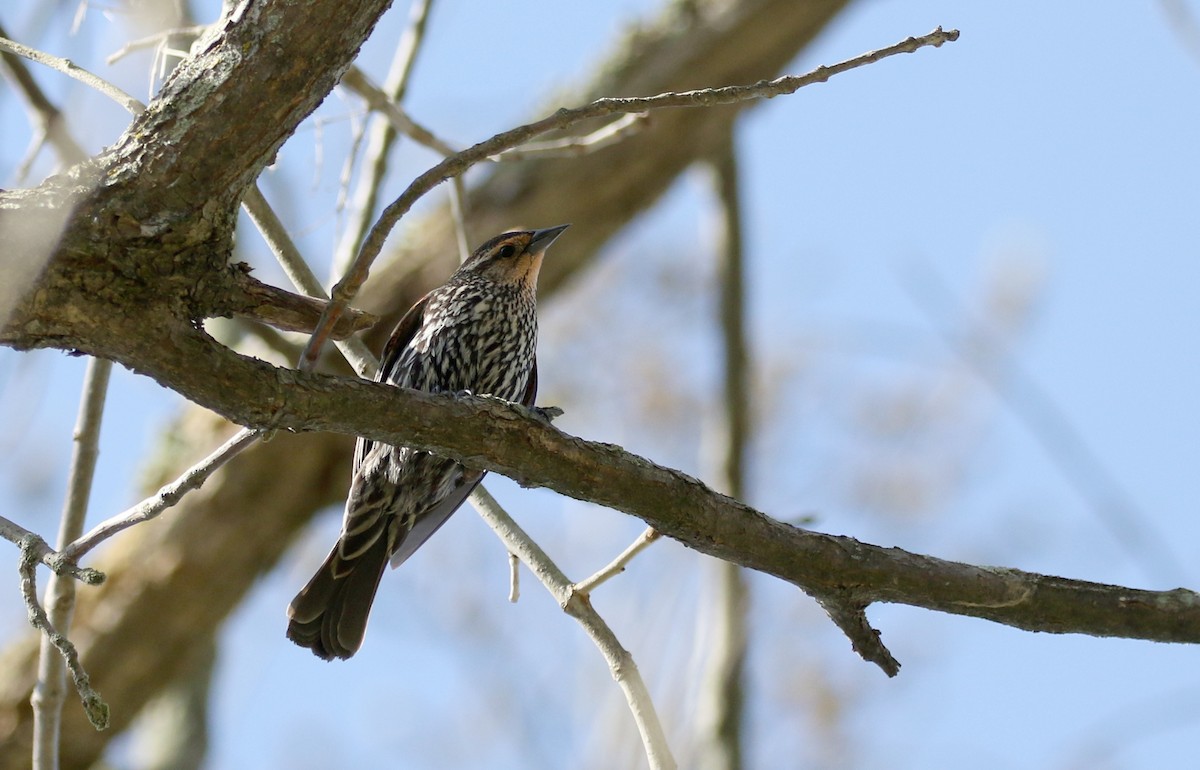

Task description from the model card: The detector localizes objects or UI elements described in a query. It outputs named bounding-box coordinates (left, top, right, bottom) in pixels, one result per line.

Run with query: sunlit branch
left=495, top=113, right=650, bottom=161
left=241, top=185, right=378, bottom=377
left=573, top=528, right=662, bottom=596
left=470, top=486, right=677, bottom=770
left=0, top=35, right=144, bottom=115
left=62, top=428, right=260, bottom=561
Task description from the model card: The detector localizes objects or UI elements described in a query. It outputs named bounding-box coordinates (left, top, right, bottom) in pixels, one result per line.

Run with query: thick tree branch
left=223, top=269, right=377, bottom=340
left=89, top=329, right=1200, bottom=650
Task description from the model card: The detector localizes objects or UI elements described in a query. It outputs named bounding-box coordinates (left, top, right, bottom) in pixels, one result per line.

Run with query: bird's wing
left=354, top=292, right=432, bottom=472
left=387, top=358, right=538, bottom=569
left=520, top=357, right=538, bottom=407
left=387, top=466, right=485, bottom=568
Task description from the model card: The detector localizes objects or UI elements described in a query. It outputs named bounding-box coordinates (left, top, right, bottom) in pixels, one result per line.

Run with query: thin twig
left=340, top=66, right=459, bottom=157
left=19, top=540, right=108, bottom=732
left=470, top=486, right=677, bottom=770
left=0, top=35, right=145, bottom=115
left=330, top=0, right=436, bottom=280
left=449, top=175, right=470, bottom=262
left=241, top=184, right=378, bottom=377
left=507, top=552, right=520, bottom=603
left=301, top=26, right=961, bottom=371
left=62, top=428, right=259, bottom=561
left=342, top=75, right=649, bottom=166
left=574, top=528, right=662, bottom=596
left=32, top=358, right=112, bottom=762
left=0, top=520, right=102, bottom=584
left=0, top=22, right=88, bottom=170
left=335, top=103, right=368, bottom=215
left=105, top=25, right=207, bottom=65
left=0, top=518, right=48, bottom=552
left=495, top=113, right=650, bottom=161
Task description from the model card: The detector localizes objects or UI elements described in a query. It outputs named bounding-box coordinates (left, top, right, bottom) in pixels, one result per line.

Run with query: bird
left=286, top=224, right=568, bottom=660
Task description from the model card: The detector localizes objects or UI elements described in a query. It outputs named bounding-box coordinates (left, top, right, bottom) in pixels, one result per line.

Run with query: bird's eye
left=496, top=244, right=517, bottom=260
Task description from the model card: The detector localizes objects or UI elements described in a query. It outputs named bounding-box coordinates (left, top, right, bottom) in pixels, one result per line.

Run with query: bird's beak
left=527, top=224, right=570, bottom=253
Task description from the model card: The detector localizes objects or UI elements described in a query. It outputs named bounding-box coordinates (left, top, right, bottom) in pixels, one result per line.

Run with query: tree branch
left=87, top=329, right=1200, bottom=654
left=471, top=487, right=676, bottom=770
left=302, top=26, right=960, bottom=370
left=0, top=35, right=144, bottom=115
left=696, top=135, right=751, bottom=769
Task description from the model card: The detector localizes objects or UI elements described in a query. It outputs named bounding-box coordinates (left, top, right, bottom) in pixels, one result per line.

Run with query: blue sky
left=2, top=1, right=1199, bottom=768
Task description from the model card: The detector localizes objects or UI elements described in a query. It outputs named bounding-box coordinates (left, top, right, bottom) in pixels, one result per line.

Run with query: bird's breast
left=396, top=282, right=536, bottom=400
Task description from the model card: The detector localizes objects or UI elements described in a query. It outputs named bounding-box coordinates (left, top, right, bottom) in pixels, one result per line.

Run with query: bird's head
left=456, top=225, right=569, bottom=291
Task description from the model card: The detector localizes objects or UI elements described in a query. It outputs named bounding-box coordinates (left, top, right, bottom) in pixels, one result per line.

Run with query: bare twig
left=574, top=528, right=662, bottom=596
left=339, top=66, right=459, bottom=157
left=62, top=428, right=260, bottom=561
left=301, top=26, right=961, bottom=371
left=330, top=0, right=437, bottom=280
left=241, top=184, right=378, bottom=377
left=817, top=596, right=900, bottom=676
left=0, top=519, right=47, bottom=552
left=226, top=272, right=378, bottom=341
left=0, top=22, right=88, bottom=171
left=341, top=76, right=649, bottom=165
left=0, top=521, right=102, bottom=585
left=105, top=25, right=207, bottom=65
left=448, top=175, right=471, bottom=262
left=507, top=552, right=520, bottom=603
left=470, top=486, right=677, bottom=770
left=32, top=358, right=112, bottom=762
left=0, top=35, right=145, bottom=115
left=495, top=113, right=650, bottom=161
left=335, top=105, right=368, bottom=215
left=19, top=541, right=108, bottom=733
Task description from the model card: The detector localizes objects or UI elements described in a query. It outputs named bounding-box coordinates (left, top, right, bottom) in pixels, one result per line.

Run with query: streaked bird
left=287, top=225, right=568, bottom=660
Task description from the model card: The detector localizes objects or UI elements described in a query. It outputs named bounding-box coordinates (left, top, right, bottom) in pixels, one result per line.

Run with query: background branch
left=695, top=135, right=750, bottom=769
left=31, top=359, right=111, bottom=765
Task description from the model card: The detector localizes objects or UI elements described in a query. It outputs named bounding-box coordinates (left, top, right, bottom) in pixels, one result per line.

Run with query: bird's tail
left=286, top=533, right=390, bottom=660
